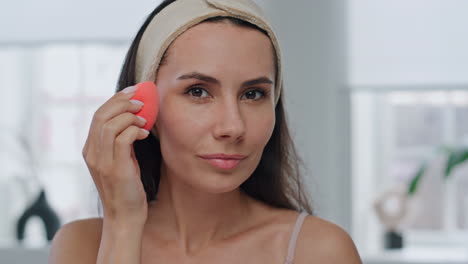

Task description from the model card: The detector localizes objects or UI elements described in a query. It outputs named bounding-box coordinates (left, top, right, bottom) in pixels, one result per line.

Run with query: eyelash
left=184, top=85, right=268, bottom=101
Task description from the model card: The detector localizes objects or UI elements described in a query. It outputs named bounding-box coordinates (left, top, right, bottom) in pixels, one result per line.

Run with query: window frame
left=351, top=84, right=468, bottom=253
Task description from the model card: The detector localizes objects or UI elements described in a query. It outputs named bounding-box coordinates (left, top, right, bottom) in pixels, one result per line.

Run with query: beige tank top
left=284, top=212, right=308, bottom=264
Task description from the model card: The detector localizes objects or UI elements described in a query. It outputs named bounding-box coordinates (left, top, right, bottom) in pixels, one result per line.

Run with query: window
left=0, top=43, right=128, bottom=247
left=352, top=89, right=468, bottom=252
left=349, top=0, right=468, bottom=255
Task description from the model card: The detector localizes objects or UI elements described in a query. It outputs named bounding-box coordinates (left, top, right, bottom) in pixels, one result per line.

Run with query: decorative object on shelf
left=384, top=230, right=403, bottom=249
left=16, top=188, right=61, bottom=241
left=374, top=145, right=468, bottom=249
left=1, top=129, right=62, bottom=244
left=374, top=185, right=408, bottom=249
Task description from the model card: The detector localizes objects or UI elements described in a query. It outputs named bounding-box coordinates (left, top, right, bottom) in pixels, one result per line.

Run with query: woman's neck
left=145, top=169, right=255, bottom=255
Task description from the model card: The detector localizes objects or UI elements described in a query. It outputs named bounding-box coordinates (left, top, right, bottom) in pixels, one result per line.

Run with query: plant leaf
left=444, top=147, right=468, bottom=179
left=408, top=162, right=428, bottom=196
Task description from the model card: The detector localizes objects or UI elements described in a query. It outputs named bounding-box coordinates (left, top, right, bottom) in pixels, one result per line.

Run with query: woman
left=49, top=0, right=361, bottom=263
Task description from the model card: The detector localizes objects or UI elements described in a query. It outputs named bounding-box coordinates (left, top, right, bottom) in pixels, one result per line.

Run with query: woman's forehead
left=164, top=21, right=275, bottom=74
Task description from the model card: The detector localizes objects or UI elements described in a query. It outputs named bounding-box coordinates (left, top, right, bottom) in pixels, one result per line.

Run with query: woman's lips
left=198, top=154, right=246, bottom=170
left=205, top=158, right=241, bottom=170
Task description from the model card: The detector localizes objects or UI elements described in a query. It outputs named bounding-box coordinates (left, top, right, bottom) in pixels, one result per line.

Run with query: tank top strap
left=284, top=211, right=308, bottom=264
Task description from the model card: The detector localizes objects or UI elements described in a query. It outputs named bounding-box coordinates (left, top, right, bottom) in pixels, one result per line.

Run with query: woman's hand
left=82, top=86, right=150, bottom=225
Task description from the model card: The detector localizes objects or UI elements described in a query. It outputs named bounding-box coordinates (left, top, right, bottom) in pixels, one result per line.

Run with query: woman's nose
left=213, top=101, right=246, bottom=142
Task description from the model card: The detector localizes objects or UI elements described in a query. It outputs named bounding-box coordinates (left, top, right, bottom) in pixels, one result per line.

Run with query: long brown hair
left=114, top=0, right=313, bottom=214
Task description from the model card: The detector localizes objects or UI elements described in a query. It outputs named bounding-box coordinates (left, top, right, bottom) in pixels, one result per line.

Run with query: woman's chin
left=188, top=175, right=248, bottom=195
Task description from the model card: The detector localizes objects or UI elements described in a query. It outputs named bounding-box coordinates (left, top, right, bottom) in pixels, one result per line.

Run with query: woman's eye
left=187, top=87, right=209, bottom=98
left=242, top=89, right=265, bottom=100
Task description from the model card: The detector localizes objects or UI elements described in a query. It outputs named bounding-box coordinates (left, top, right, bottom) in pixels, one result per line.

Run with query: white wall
left=0, top=0, right=159, bottom=43
left=262, top=0, right=351, bottom=230
left=349, top=0, right=468, bottom=86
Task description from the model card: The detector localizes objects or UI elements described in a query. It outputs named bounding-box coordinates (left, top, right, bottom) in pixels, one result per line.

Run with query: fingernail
left=140, top=128, right=150, bottom=134
left=121, top=86, right=137, bottom=94
left=137, top=115, right=147, bottom=123
left=130, top=99, right=144, bottom=106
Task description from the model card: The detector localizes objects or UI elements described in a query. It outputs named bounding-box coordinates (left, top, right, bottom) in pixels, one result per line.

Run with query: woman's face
left=154, top=21, right=276, bottom=194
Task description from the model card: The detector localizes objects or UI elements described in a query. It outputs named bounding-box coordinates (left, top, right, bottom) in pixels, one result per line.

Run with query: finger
left=82, top=87, right=142, bottom=189
left=99, top=112, right=147, bottom=170
left=114, top=126, right=150, bottom=168
left=90, top=90, right=143, bottom=146
left=87, top=93, right=144, bottom=172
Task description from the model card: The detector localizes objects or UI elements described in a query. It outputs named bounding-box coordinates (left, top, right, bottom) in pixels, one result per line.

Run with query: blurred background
left=1, top=0, right=468, bottom=263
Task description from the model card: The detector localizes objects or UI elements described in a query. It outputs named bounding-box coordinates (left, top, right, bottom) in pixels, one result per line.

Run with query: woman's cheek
left=249, top=109, right=275, bottom=145
left=162, top=100, right=213, bottom=139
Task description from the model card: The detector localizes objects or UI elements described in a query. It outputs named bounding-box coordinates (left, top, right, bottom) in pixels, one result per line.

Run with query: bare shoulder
left=49, top=217, right=103, bottom=264
left=294, top=215, right=362, bottom=264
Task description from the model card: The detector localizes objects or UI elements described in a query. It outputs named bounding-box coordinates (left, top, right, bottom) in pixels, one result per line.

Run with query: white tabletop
left=363, top=246, right=468, bottom=264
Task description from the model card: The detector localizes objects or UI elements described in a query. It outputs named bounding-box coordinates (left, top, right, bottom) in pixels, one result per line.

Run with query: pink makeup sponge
left=131, top=81, right=159, bottom=131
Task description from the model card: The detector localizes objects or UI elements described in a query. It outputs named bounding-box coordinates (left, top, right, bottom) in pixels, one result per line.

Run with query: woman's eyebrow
left=177, top=72, right=274, bottom=87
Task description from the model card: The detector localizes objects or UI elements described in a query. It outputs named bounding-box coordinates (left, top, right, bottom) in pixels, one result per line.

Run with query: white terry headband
left=135, top=0, right=283, bottom=104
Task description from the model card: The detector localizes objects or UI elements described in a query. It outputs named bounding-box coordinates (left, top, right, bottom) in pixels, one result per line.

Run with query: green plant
left=407, top=146, right=468, bottom=196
